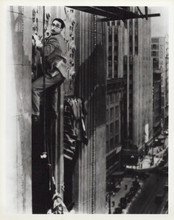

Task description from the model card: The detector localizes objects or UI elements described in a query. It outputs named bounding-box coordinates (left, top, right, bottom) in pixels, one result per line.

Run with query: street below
left=128, top=171, right=168, bottom=214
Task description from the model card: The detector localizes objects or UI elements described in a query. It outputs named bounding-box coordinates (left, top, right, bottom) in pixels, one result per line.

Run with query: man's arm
left=33, top=34, right=59, bottom=57
left=43, top=38, right=59, bottom=57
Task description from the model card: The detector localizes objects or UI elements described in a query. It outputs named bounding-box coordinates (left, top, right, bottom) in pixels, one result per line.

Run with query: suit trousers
left=32, top=72, right=65, bottom=116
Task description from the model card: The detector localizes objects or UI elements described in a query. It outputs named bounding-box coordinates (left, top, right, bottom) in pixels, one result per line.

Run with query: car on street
left=125, top=192, right=133, bottom=203
left=132, top=180, right=140, bottom=189
left=118, top=197, right=127, bottom=209
left=113, top=207, right=122, bottom=214
left=130, top=186, right=137, bottom=195
left=119, top=202, right=127, bottom=209
left=155, top=194, right=163, bottom=204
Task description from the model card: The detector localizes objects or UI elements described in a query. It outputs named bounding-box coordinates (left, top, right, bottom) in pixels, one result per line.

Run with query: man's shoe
left=32, top=115, right=40, bottom=123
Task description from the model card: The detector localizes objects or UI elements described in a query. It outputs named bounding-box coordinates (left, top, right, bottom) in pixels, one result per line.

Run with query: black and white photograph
left=0, top=0, right=173, bottom=217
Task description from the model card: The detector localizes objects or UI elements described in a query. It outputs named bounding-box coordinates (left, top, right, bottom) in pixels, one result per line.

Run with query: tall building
left=106, top=20, right=127, bottom=185
left=106, top=7, right=154, bottom=174
left=130, top=7, right=153, bottom=155
left=151, top=36, right=169, bottom=136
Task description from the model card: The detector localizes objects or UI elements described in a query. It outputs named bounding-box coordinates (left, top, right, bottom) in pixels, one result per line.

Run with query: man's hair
left=52, top=18, right=65, bottom=29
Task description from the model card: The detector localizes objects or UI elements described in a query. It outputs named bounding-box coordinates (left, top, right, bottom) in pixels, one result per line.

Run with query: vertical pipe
left=54, top=87, right=58, bottom=190
left=60, top=85, right=65, bottom=196
left=42, top=6, right=46, bottom=154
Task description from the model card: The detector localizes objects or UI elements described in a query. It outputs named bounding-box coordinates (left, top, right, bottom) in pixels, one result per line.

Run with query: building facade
left=5, top=6, right=107, bottom=214
left=106, top=20, right=127, bottom=182
left=153, top=70, right=162, bottom=138
left=106, top=7, right=153, bottom=172
left=130, top=7, right=153, bottom=154
left=151, top=36, right=169, bottom=136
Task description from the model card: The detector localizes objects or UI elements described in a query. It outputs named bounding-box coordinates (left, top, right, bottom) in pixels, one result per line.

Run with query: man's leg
left=32, top=73, right=65, bottom=117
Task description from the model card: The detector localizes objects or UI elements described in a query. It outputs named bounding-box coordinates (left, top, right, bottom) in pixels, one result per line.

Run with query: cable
left=39, top=6, right=48, bottom=160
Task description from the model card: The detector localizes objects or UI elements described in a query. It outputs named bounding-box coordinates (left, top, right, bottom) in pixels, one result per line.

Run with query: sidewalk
left=126, top=155, right=162, bottom=171
left=126, top=143, right=167, bottom=171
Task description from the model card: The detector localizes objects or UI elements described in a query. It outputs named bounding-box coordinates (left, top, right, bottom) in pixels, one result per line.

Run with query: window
left=135, top=35, right=138, bottom=55
left=110, top=94, right=114, bottom=104
left=123, top=55, right=127, bottom=64
left=135, top=46, right=138, bottom=54
left=108, top=55, right=112, bottom=61
left=129, top=84, right=133, bottom=90
left=114, top=34, right=118, bottom=42
left=129, top=124, right=133, bottom=139
left=106, top=95, right=109, bottom=105
left=123, top=63, right=127, bottom=75
left=109, top=46, right=112, bottom=52
left=115, top=93, right=119, bottom=103
left=129, top=35, right=133, bottom=42
left=129, top=46, right=133, bottom=55
left=106, top=125, right=109, bottom=139
left=152, top=38, right=159, bottom=43
left=129, top=101, right=133, bottom=108
left=110, top=107, right=114, bottom=120
left=114, top=62, right=118, bottom=77
left=115, top=134, right=119, bottom=145
left=152, top=51, right=159, bottom=57
left=129, top=62, right=133, bottom=71
left=114, top=55, right=118, bottom=60
left=109, top=34, right=112, bottom=42
left=153, top=58, right=159, bottom=69
left=108, top=67, right=112, bottom=79
left=108, top=60, right=112, bottom=67
left=129, top=20, right=133, bottom=32
left=110, top=123, right=114, bottom=136
left=106, top=109, right=109, bottom=121
left=114, top=45, right=118, bottom=52
left=115, top=106, right=119, bottom=117
left=110, top=138, right=114, bottom=150
left=106, top=141, right=110, bottom=153
left=151, top=44, right=159, bottom=50
left=115, top=120, right=119, bottom=132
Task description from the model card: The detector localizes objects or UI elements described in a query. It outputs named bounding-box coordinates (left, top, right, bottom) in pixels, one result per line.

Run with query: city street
left=128, top=172, right=168, bottom=214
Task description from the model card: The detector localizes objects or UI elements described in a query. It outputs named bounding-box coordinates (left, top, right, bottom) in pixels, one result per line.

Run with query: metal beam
left=100, top=13, right=160, bottom=22
left=67, top=6, right=160, bottom=22
left=137, top=7, right=144, bottom=16
left=145, top=7, right=148, bottom=20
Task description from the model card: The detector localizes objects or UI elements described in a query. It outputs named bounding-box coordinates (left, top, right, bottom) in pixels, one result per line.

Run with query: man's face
left=51, top=20, right=62, bottom=35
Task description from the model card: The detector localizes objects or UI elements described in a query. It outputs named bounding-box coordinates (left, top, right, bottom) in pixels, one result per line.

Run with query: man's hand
left=32, top=34, right=43, bottom=49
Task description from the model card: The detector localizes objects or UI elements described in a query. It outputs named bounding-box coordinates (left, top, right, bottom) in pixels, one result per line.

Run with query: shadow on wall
left=74, top=44, right=106, bottom=140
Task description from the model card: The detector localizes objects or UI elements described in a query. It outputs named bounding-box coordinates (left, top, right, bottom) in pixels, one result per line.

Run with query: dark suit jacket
left=43, top=34, right=68, bottom=69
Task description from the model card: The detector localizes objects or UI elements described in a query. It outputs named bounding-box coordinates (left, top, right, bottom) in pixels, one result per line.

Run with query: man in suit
left=32, top=18, right=68, bottom=122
